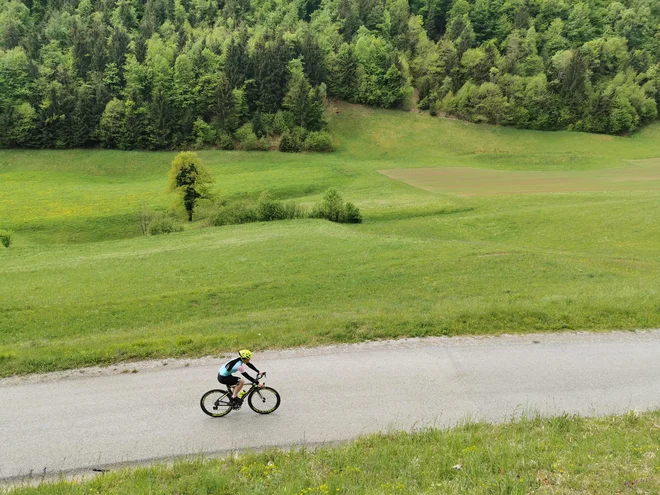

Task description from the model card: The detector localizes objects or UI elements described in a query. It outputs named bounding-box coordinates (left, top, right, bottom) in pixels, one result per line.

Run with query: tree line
left=0, top=0, right=658, bottom=150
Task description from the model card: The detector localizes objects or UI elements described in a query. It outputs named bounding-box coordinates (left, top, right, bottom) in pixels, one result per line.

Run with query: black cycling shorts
left=218, top=374, right=239, bottom=386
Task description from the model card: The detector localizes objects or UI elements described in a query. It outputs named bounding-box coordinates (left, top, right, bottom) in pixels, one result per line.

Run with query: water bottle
left=239, top=390, right=246, bottom=399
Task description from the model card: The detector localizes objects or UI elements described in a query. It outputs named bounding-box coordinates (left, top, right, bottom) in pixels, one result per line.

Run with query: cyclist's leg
left=218, top=374, right=239, bottom=401
left=232, top=378, right=245, bottom=399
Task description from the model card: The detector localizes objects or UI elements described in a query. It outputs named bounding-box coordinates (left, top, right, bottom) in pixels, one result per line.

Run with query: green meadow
left=2, top=103, right=660, bottom=376
left=8, top=411, right=660, bottom=494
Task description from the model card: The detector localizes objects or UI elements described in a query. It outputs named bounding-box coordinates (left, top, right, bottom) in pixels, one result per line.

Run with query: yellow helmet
left=239, top=349, right=252, bottom=360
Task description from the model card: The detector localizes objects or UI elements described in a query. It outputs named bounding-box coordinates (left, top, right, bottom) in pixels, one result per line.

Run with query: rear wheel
left=200, top=389, right=233, bottom=417
left=248, top=387, right=281, bottom=414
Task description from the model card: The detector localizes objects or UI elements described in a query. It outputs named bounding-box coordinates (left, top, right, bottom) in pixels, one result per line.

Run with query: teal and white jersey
left=219, top=357, right=245, bottom=377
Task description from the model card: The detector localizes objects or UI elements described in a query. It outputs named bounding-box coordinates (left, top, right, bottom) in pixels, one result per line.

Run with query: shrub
left=272, top=111, right=289, bottom=135
left=137, top=209, right=154, bottom=235
left=278, top=131, right=302, bottom=152
left=252, top=112, right=275, bottom=137
left=262, top=113, right=275, bottom=134
left=280, top=202, right=307, bottom=220
left=218, top=132, right=234, bottom=150
left=257, top=192, right=308, bottom=221
left=257, top=192, right=286, bottom=221
left=205, top=194, right=308, bottom=227
left=342, top=202, right=362, bottom=223
left=303, top=131, right=335, bottom=152
left=439, top=91, right=457, bottom=114
left=0, top=230, right=12, bottom=248
left=147, top=213, right=183, bottom=235
left=193, top=118, right=217, bottom=147
left=312, top=188, right=363, bottom=224
left=208, top=201, right=260, bottom=226
left=429, top=99, right=439, bottom=116
left=282, top=109, right=296, bottom=130
left=316, top=188, right=345, bottom=222
left=235, top=123, right=266, bottom=151
left=99, top=98, right=126, bottom=149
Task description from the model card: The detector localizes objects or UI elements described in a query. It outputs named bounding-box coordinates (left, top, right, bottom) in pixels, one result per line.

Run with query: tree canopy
left=0, top=0, right=658, bottom=150
left=167, top=151, right=213, bottom=221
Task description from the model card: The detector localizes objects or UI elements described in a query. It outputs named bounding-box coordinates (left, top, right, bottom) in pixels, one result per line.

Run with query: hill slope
left=1, top=105, right=660, bottom=375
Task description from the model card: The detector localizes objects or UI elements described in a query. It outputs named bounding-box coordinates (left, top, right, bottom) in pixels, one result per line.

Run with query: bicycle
left=200, top=372, right=281, bottom=417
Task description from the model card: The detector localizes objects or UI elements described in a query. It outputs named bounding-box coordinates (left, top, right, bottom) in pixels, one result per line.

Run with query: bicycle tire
left=247, top=387, right=281, bottom=414
left=200, top=389, right=233, bottom=417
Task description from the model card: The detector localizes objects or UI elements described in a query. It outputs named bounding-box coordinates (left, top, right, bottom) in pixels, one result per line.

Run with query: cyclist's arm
left=241, top=362, right=261, bottom=384
left=246, top=362, right=260, bottom=373
left=241, top=371, right=259, bottom=384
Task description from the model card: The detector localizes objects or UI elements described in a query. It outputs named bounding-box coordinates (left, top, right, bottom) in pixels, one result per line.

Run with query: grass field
left=1, top=104, right=660, bottom=376
left=7, top=411, right=660, bottom=494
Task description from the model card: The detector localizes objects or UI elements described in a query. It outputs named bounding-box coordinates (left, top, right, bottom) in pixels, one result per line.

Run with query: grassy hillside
left=1, top=105, right=660, bottom=375
left=8, top=411, right=660, bottom=494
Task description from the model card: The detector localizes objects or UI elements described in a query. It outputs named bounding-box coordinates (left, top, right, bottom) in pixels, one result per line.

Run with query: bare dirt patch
left=379, top=160, right=660, bottom=196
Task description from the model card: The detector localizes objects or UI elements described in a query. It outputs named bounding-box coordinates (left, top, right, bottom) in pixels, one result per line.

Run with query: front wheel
left=200, top=389, right=233, bottom=417
left=248, top=386, right=281, bottom=414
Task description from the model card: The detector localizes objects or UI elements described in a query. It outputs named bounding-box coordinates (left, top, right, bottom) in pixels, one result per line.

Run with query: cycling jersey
left=219, top=357, right=260, bottom=383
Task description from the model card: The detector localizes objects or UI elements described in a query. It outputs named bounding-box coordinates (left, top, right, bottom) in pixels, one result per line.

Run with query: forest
left=0, top=0, right=658, bottom=149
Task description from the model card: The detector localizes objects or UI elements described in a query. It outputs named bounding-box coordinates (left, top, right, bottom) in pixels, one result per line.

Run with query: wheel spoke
left=248, top=387, right=280, bottom=414
left=201, top=390, right=233, bottom=417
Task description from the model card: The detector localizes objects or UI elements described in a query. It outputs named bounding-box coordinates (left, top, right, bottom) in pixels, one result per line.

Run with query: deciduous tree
left=167, top=151, right=214, bottom=222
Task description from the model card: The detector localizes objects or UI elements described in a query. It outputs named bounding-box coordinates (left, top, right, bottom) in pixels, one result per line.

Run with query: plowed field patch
left=379, top=160, right=660, bottom=196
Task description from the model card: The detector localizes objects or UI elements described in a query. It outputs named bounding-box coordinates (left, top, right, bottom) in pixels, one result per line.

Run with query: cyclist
left=218, top=349, right=263, bottom=406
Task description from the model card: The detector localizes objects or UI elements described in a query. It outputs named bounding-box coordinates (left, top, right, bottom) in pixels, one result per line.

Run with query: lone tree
left=167, top=151, right=214, bottom=222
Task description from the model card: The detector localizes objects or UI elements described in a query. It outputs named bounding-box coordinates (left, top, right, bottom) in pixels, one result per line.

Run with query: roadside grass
left=1, top=103, right=660, bottom=375
left=7, top=411, right=660, bottom=494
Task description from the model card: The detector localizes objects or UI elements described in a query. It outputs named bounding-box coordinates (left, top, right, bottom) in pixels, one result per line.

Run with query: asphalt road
left=2, top=330, right=660, bottom=482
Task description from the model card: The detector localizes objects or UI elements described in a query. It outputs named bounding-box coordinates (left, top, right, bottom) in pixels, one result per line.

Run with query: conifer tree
left=283, top=58, right=313, bottom=129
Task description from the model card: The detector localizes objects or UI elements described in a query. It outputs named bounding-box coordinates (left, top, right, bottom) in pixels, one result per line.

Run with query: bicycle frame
left=226, top=372, right=266, bottom=399
left=201, top=371, right=279, bottom=417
